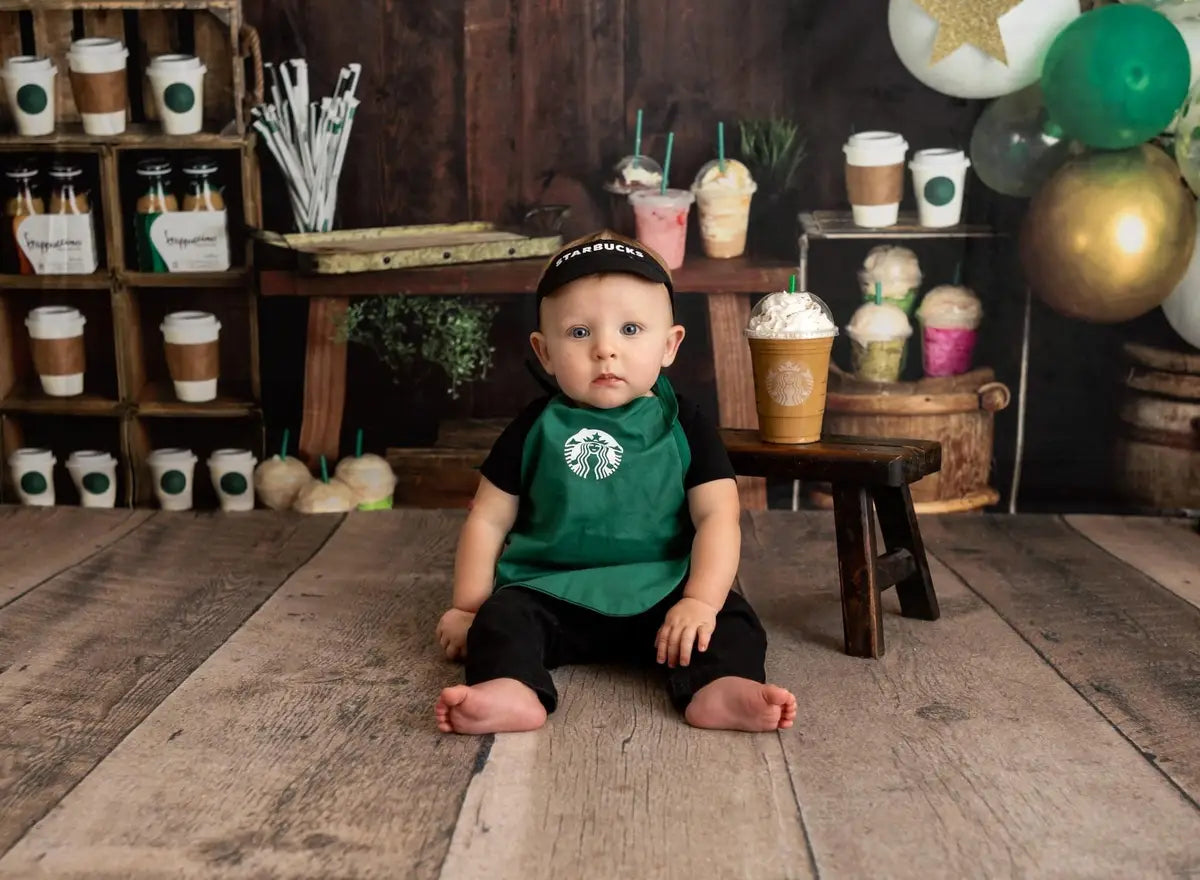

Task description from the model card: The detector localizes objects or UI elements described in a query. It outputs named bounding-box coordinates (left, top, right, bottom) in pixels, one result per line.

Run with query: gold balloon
left=1019, top=144, right=1197, bottom=323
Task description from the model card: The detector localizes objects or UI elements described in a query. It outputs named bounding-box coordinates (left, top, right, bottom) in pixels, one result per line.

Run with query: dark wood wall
left=242, top=0, right=1186, bottom=513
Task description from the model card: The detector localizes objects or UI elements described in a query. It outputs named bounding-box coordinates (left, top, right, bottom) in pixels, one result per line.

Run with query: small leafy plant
left=335, top=296, right=499, bottom=398
left=738, top=117, right=808, bottom=195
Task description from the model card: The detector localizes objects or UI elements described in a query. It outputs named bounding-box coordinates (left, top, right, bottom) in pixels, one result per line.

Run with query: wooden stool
left=720, top=429, right=943, bottom=659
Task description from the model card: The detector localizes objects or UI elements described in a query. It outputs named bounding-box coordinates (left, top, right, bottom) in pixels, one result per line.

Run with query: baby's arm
left=452, top=477, right=519, bottom=612
left=655, top=477, right=742, bottom=667
left=436, top=477, right=518, bottom=660
left=681, top=477, right=742, bottom=609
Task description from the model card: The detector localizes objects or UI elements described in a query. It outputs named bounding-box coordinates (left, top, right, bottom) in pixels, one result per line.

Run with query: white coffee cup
left=160, top=311, right=221, bottom=402
left=2, top=56, right=57, bottom=136
left=207, top=448, right=257, bottom=512
left=25, top=305, right=86, bottom=396
left=843, top=131, right=909, bottom=228
left=66, top=450, right=117, bottom=508
left=910, top=148, right=971, bottom=228
left=66, top=37, right=129, bottom=135
left=9, top=447, right=56, bottom=506
left=146, top=54, right=206, bottom=135
left=147, top=447, right=197, bottom=511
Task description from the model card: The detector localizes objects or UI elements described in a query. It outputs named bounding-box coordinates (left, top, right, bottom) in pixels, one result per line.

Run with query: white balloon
left=1164, top=205, right=1200, bottom=348
left=888, top=0, right=1082, bottom=99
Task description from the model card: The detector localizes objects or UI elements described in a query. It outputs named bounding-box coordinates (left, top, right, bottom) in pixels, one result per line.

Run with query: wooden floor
left=1, top=506, right=1199, bottom=879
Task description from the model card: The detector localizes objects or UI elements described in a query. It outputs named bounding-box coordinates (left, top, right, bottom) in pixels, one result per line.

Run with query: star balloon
left=914, top=0, right=1025, bottom=64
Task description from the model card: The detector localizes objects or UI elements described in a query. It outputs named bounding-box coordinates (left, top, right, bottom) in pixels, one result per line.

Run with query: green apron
left=494, top=375, right=693, bottom=616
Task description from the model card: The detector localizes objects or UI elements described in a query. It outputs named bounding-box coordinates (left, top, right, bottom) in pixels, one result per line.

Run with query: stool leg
left=832, top=483, right=884, bottom=658
left=872, top=485, right=940, bottom=621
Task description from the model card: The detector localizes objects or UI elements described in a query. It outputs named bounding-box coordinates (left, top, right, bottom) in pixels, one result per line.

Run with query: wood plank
left=706, top=292, right=766, bottom=509
left=1065, top=515, right=1200, bottom=612
left=0, top=13, right=22, bottom=130
left=258, top=256, right=798, bottom=297
left=297, top=296, right=347, bottom=467
left=923, top=514, right=1200, bottom=807
left=440, top=666, right=813, bottom=880
left=0, top=511, right=488, bottom=879
left=31, top=8, right=77, bottom=123
left=739, top=511, right=1200, bottom=878
left=0, top=506, right=151, bottom=608
left=192, top=9, right=232, bottom=128
left=464, top=0, right=518, bottom=221
left=0, top=511, right=339, bottom=858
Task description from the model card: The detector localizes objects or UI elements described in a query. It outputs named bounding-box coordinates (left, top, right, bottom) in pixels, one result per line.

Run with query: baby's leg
left=436, top=587, right=555, bottom=734
left=663, top=592, right=797, bottom=732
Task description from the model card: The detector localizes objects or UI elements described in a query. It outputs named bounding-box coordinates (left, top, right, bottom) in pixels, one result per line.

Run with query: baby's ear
left=661, top=324, right=686, bottom=367
left=529, top=331, right=554, bottom=375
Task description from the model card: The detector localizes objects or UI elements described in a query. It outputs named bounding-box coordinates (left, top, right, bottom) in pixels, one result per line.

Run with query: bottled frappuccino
left=4, top=161, right=44, bottom=274
left=135, top=156, right=176, bottom=272
left=48, top=160, right=89, bottom=214
left=45, top=159, right=99, bottom=274
left=181, top=157, right=225, bottom=212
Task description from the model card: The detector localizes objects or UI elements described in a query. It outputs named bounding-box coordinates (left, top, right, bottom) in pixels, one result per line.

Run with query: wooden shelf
left=120, top=269, right=251, bottom=289
left=0, top=273, right=112, bottom=291
left=258, top=255, right=800, bottom=298
left=135, top=382, right=258, bottom=418
left=0, top=1, right=235, bottom=12
left=0, top=387, right=123, bottom=416
left=0, top=123, right=248, bottom=150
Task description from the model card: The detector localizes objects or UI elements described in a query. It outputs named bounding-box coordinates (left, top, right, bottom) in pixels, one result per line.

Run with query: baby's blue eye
left=569, top=326, right=589, bottom=339
left=621, top=323, right=640, bottom=336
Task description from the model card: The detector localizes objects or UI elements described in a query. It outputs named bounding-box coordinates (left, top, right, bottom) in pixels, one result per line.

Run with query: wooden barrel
left=1114, top=343, right=1200, bottom=512
left=812, top=367, right=1011, bottom=514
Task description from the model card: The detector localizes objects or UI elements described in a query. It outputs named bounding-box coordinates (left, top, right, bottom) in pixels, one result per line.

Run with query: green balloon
left=219, top=472, right=248, bottom=495
left=1042, top=5, right=1191, bottom=150
left=16, top=83, right=48, bottom=115
left=164, top=83, right=195, bottom=114
left=20, top=472, right=48, bottom=495
left=160, top=470, right=188, bottom=495
left=82, top=472, right=111, bottom=494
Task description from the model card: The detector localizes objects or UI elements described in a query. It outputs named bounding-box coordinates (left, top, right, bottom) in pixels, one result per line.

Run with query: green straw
left=355, top=427, right=363, bottom=458
left=953, top=261, right=963, bottom=285
left=660, top=132, right=674, bottom=195
left=319, top=455, right=329, bottom=484
left=718, top=121, right=725, bottom=173
left=279, top=427, right=289, bottom=461
left=634, top=108, right=643, bottom=158
left=788, top=274, right=796, bottom=293
left=875, top=281, right=882, bottom=306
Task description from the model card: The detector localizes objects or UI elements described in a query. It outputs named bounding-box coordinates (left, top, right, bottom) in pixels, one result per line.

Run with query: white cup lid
left=9, top=447, right=54, bottom=466
left=845, top=131, right=908, bottom=151
left=148, top=447, right=197, bottom=465
left=3, top=56, right=55, bottom=73
left=208, top=448, right=256, bottom=465
left=70, top=37, right=126, bottom=53
left=67, top=450, right=116, bottom=468
left=910, top=148, right=969, bottom=168
left=161, top=310, right=220, bottom=332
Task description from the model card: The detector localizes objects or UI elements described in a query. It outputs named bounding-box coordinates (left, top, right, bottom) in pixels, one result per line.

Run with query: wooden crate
left=0, top=1, right=264, bottom=509
left=0, top=0, right=259, bottom=137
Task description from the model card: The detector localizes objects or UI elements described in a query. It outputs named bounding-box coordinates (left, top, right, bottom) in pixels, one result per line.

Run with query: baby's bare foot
left=435, top=678, right=547, bottom=734
left=685, top=677, right=797, bottom=732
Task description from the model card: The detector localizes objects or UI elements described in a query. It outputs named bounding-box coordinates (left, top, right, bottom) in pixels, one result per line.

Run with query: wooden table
left=259, top=255, right=800, bottom=510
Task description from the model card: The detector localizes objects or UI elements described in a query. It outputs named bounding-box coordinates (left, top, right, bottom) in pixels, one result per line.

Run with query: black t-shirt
left=480, top=393, right=736, bottom=497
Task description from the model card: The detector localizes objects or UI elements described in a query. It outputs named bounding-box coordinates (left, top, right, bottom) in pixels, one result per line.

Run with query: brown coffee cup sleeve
left=31, top=337, right=85, bottom=376
left=845, top=162, right=903, bottom=206
left=165, top=341, right=219, bottom=381
left=68, top=69, right=129, bottom=114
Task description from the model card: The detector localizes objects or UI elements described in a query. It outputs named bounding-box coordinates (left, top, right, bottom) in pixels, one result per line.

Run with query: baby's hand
left=436, top=608, right=476, bottom=661
left=655, top=597, right=718, bottom=668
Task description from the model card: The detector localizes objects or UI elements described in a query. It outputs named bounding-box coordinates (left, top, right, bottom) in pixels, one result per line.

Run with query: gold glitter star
left=914, top=0, right=1025, bottom=65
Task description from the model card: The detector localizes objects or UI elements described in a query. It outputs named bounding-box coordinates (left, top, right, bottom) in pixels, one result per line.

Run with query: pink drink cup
left=629, top=188, right=693, bottom=269
left=922, top=326, right=977, bottom=377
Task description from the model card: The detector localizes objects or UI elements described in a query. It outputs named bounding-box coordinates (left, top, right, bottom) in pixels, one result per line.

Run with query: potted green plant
left=335, top=296, right=499, bottom=398
left=737, top=117, right=808, bottom=258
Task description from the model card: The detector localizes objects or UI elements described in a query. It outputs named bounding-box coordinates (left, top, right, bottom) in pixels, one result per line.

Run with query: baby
left=434, top=230, right=796, bottom=734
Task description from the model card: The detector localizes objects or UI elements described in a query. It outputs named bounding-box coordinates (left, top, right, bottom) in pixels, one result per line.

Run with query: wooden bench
left=720, top=429, right=942, bottom=659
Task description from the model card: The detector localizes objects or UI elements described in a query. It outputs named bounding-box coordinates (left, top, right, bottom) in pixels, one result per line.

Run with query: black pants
left=464, top=584, right=767, bottom=713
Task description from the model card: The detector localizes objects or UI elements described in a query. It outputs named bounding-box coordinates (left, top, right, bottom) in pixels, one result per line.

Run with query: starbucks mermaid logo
left=766, top=360, right=814, bottom=407
left=564, top=428, right=623, bottom=480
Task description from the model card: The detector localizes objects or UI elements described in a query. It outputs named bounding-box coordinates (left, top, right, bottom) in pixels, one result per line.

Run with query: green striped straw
left=355, top=427, right=363, bottom=458
left=788, top=274, right=796, bottom=293
left=718, top=121, right=725, bottom=173
left=634, top=108, right=643, bottom=159
left=660, top=132, right=674, bottom=195
left=875, top=281, right=882, bottom=306
left=320, top=455, right=329, bottom=484
left=279, top=427, right=289, bottom=461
